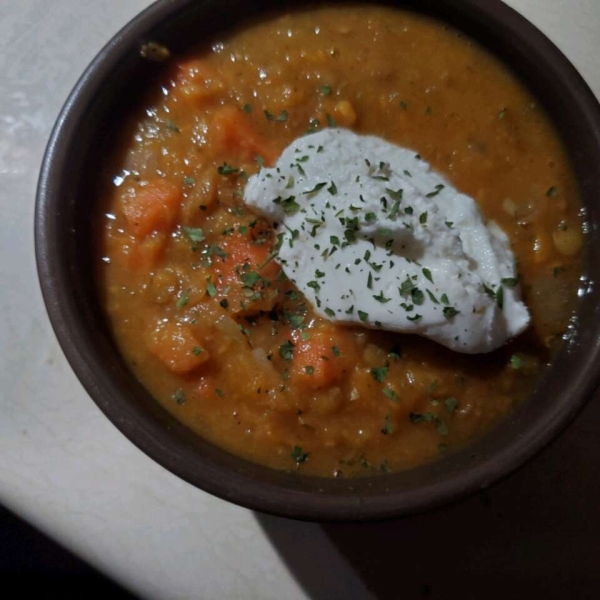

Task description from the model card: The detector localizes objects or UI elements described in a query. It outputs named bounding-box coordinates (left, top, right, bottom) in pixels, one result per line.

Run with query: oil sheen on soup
left=98, top=6, right=584, bottom=477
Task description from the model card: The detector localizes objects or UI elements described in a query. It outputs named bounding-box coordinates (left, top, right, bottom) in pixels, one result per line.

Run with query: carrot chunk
left=122, top=179, right=182, bottom=238
left=211, top=106, right=278, bottom=166
left=220, top=231, right=279, bottom=281
left=123, top=233, right=167, bottom=271
left=290, top=330, right=348, bottom=389
left=149, top=321, right=210, bottom=375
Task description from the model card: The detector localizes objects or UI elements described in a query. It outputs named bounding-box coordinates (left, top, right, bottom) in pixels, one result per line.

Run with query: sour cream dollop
left=244, top=129, right=530, bottom=353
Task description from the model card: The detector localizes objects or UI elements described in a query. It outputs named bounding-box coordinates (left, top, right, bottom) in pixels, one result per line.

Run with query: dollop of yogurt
left=244, top=128, right=530, bottom=353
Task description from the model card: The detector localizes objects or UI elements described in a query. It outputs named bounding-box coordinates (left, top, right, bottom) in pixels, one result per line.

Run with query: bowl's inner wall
left=43, top=0, right=600, bottom=515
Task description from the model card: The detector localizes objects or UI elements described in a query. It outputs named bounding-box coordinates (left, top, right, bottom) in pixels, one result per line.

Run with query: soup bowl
left=35, top=0, right=600, bottom=521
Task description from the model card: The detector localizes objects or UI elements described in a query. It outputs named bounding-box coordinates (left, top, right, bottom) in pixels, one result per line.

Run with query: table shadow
left=256, top=396, right=600, bottom=600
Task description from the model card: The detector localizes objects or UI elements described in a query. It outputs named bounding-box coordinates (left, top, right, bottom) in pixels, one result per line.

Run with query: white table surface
left=1, top=1, right=599, bottom=598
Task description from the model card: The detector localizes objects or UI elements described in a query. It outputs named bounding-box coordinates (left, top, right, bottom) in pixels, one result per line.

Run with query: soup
left=98, top=5, right=583, bottom=477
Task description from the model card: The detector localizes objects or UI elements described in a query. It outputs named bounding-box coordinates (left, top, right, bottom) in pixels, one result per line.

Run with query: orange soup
left=98, top=5, right=583, bottom=477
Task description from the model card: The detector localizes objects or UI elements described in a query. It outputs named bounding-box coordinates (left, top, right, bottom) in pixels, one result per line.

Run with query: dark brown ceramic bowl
left=36, top=0, right=600, bottom=522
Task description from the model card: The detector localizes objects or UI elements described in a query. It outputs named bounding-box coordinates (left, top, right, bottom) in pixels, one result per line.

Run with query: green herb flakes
left=383, top=387, right=399, bottom=402
left=371, top=365, right=389, bottom=383
left=291, top=446, right=309, bottom=464
left=206, top=278, right=217, bottom=298
left=381, top=415, right=394, bottom=435
left=264, top=109, right=288, bottom=122
left=510, top=354, right=524, bottom=369
left=183, top=226, right=205, bottom=245
left=176, top=292, right=189, bottom=309
left=422, top=268, right=433, bottom=283
left=443, top=306, right=460, bottom=319
left=279, top=340, right=295, bottom=361
left=444, top=397, right=458, bottom=413
left=218, top=163, right=240, bottom=176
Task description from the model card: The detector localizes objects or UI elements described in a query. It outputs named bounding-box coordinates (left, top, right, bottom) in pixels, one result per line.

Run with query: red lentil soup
left=98, top=5, right=583, bottom=477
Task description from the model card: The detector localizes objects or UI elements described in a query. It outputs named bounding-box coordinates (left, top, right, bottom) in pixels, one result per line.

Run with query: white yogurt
left=244, top=128, right=530, bottom=353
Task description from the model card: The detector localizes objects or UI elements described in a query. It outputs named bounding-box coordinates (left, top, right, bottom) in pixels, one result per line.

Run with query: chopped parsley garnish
left=425, top=184, right=445, bottom=198
left=183, top=226, right=205, bottom=245
left=324, top=307, right=335, bottom=317
left=365, top=212, right=377, bottom=223
left=176, top=292, right=189, bottom=308
left=410, top=412, right=434, bottom=424
left=358, top=310, right=369, bottom=323
left=273, top=195, right=300, bottom=214
left=546, top=186, right=558, bottom=197
left=327, top=182, right=338, bottom=195
left=264, top=109, right=288, bottom=122
left=440, top=293, right=450, bottom=305
left=291, top=446, right=309, bottom=464
left=444, top=397, right=458, bottom=413
left=407, top=314, right=422, bottom=322
left=331, top=346, right=341, bottom=357
left=192, top=346, right=204, bottom=356
left=326, top=113, right=337, bottom=127
left=383, top=387, right=399, bottom=402
left=496, top=285, right=504, bottom=310
left=343, top=217, right=360, bottom=243
left=321, top=85, right=332, bottom=96
left=242, top=103, right=252, bottom=113
left=371, top=365, right=389, bottom=382
left=304, top=366, right=315, bottom=375
left=303, top=182, right=327, bottom=195
left=411, top=288, right=425, bottom=305
left=388, top=200, right=402, bottom=220
left=165, top=119, right=180, bottom=132
left=217, top=163, right=240, bottom=176
left=399, top=277, right=415, bottom=297
left=241, top=271, right=261, bottom=287
left=422, top=268, right=434, bottom=283
left=373, top=291, right=391, bottom=303
left=279, top=340, right=295, bottom=361
left=443, top=306, right=460, bottom=319
left=501, top=277, right=518, bottom=288
left=419, top=212, right=428, bottom=225
left=305, top=118, right=320, bottom=134
left=400, top=101, right=408, bottom=110
left=206, top=278, right=217, bottom=298
left=381, top=416, right=394, bottom=435
left=426, top=289, right=439, bottom=304
left=409, top=411, right=448, bottom=435
left=183, top=176, right=196, bottom=187
left=483, top=284, right=496, bottom=300
left=172, top=389, right=186, bottom=405
left=510, top=354, right=524, bottom=369
left=215, top=388, right=225, bottom=398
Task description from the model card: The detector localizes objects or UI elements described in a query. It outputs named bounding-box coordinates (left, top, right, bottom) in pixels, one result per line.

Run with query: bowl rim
left=35, top=0, right=600, bottom=522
